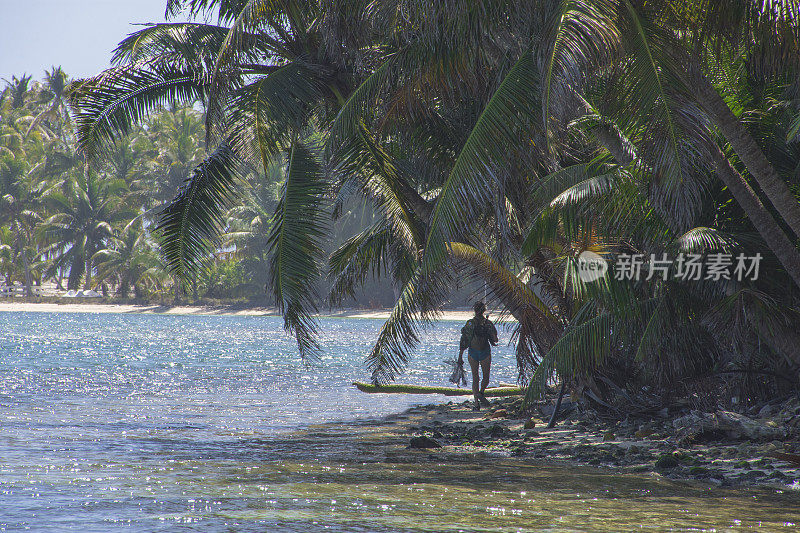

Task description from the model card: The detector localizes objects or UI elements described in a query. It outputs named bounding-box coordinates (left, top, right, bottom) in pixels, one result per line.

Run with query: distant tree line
left=0, top=68, right=405, bottom=305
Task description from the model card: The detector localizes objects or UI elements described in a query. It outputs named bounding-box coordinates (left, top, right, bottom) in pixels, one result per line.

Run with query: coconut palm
left=0, top=225, right=14, bottom=284
left=0, top=136, right=44, bottom=296
left=146, top=105, right=206, bottom=208
left=68, top=0, right=395, bottom=357
left=67, top=0, right=800, bottom=401
left=38, top=171, right=131, bottom=289
left=24, top=66, right=70, bottom=140
left=92, top=222, right=166, bottom=298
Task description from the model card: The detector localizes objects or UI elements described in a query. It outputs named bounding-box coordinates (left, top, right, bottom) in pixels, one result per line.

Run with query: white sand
left=0, top=301, right=483, bottom=321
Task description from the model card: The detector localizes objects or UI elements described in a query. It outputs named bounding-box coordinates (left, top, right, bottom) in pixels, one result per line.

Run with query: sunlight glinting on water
left=2, top=311, right=799, bottom=532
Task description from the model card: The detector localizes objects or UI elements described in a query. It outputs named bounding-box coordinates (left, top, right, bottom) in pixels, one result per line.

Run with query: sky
left=0, top=0, right=189, bottom=82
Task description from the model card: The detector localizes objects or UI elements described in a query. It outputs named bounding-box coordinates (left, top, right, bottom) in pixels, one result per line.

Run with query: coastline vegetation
left=5, top=1, right=800, bottom=419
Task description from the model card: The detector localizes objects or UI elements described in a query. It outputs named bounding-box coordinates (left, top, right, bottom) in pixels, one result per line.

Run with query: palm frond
left=422, top=47, right=540, bottom=274
left=365, top=266, right=448, bottom=385
left=541, top=0, right=619, bottom=140
left=673, top=226, right=736, bottom=254
left=156, top=143, right=239, bottom=280
left=328, top=54, right=398, bottom=149
left=449, top=242, right=557, bottom=321
left=327, top=221, right=392, bottom=305
left=266, top=136, right=327, bottom=361
left=69, top=60, right=207, bottom=162
left=333, top=125, right=428, bottom=250
left=529, top=161, right=613, bottom=211
left=165, top=0, right=249, bottom=24
left=227, top=62, right=324, bottom=170
left=523, top=311, right=614, bottom=405
left=112, top=22, right=266, bottom=69
left=206, top=0, right=310, bottom=143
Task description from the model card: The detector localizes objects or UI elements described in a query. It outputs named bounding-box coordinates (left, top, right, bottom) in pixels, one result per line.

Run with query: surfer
left=458, top=301, right=498, bottom=410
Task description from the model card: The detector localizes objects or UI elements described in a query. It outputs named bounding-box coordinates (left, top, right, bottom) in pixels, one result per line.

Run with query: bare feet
left=478, top=393, right=490, bottom=407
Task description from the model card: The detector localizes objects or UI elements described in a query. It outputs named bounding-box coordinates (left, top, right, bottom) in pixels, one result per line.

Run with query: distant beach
left=0, top=300, right=479, bottom=321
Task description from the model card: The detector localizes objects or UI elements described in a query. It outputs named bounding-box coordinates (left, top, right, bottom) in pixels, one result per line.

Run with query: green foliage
left=266, top=136, right=327, bottom=360
left=196, top=256, right=249, bottom=298
left=51, top=0, right=800, bottom=407
left=156, top=143, right=239, bottom=280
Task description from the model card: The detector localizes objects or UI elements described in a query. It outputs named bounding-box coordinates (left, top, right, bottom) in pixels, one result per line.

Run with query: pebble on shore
left=401, top=395, right=800, bottom=488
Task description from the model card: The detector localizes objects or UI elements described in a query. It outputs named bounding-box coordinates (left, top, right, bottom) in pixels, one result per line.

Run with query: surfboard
left=352, top=382, right=523, bottom=396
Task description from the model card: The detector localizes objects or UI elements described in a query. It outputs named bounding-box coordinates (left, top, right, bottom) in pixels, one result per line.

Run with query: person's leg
left=468, top=354, right=480, bottom=410
left=478, top=355, right=491, bottom=406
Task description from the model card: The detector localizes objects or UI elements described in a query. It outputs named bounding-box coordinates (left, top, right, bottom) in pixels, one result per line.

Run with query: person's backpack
left=460, top=317, right=496, bottom=349
left=473, top=319, right=492, bottom=341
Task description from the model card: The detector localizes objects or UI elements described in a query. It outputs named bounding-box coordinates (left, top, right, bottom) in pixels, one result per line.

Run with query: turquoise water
left=2, top=311, right=799, bottom=532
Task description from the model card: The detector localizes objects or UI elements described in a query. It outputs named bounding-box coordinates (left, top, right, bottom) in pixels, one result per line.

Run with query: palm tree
left=68, top=0, right=394, bottom=356
left=222, top=156, right=283, bottom=293
left=0, top=225, right=16, bottom=285
left=0, top=124, right=44, bottom=296
left=146, top=105, right=206, bottom=208
left=67, top=0, right=800, bottom=401
left=25, top=67, right=70, bottom=140
left=93, top=222, right=165, bottom=298
left=528, top=0, right=800, bottom=287
left=38, top=170, right=131, bottom=289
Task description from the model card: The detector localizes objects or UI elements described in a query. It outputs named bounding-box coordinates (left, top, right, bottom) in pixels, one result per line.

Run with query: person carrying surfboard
left=458, top=301, right=498, bottom=411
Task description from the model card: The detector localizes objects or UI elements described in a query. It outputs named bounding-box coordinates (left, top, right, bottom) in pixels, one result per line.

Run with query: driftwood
left=673, top=410, right=787, bottom=443
left=352, top=382, right=523, bottom=396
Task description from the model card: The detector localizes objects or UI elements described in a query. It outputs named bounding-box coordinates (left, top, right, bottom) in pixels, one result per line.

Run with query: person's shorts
left=468, top=347, right=491, bottom=362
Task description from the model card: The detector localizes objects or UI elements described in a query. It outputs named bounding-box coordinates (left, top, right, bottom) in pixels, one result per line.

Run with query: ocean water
left=2, top=311, right=799, bottom=532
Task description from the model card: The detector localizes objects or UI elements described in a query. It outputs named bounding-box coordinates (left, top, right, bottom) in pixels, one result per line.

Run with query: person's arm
left=489, top=321, right=498, bottom=346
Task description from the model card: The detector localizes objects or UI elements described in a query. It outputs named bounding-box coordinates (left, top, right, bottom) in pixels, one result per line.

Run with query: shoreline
left=0, top=300, right=478, bottom=321
left=356, top=393, right=800, bottom=490
left=4, top=299, right=797, bottom=490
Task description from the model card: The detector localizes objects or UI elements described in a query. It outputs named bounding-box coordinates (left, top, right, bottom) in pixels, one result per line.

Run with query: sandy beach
left=0, top=300, right=479, bottom=321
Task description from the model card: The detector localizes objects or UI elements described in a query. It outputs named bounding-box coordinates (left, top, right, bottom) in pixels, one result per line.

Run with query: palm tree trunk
left=710, top=145, right=800, bottom=289
left=12, top=223, right=33, bottom=297
left=587, top=98, right=800, bottom=290
left=21, top=250, right=33, bottom=297
left=67, top=260, right=83, bottom=290
left=119, top=279, right=130, bottom=299
left=691, top=67, right=800, bottom=240
left=84, top=256, right=93, bottom=289
left=547, top=381, right=567, bottom=428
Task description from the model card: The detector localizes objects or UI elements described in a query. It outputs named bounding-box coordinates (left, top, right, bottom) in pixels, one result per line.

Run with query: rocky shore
left=396, top=394, right=800, bottom=489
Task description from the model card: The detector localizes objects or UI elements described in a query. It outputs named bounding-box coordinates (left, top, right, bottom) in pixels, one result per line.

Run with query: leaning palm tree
left=69, top=0, right=800, bottom=398
left=68, top=0, right=424, bottom=358
left=530, top=0, right=800, bottom=287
